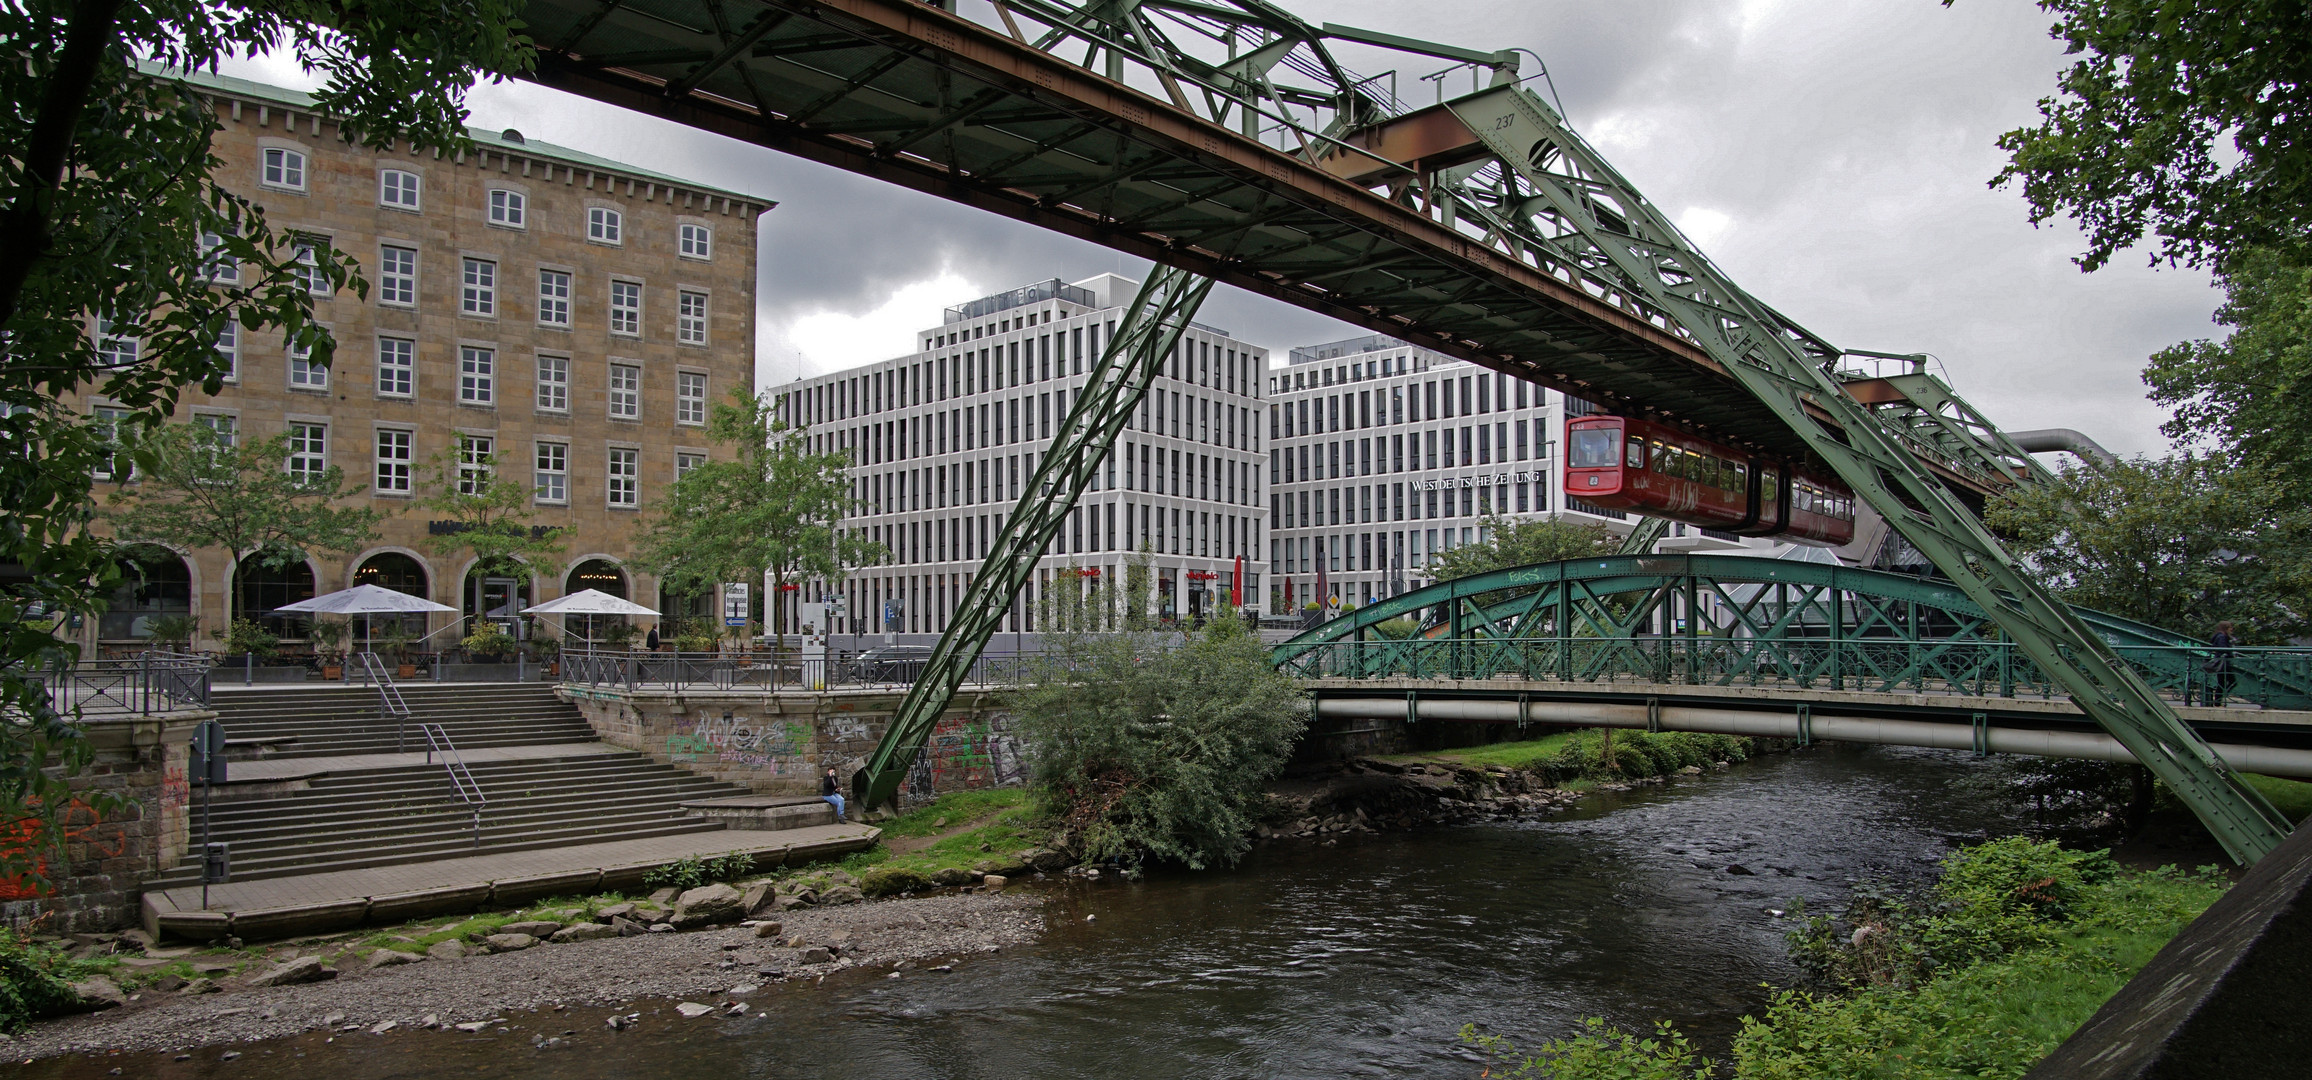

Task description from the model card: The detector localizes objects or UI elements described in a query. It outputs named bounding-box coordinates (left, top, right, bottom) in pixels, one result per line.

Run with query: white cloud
left=1675, top=207, right=1735, bottom=249
left=764, top=271, right=982, bottom=384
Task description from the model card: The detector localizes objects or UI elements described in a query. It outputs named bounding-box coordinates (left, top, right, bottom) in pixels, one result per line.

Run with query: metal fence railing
left=28, top=651, right=214, bottom=716
left=557, top=648, right=1046, bottom=693
left=1275, top=637, right=2312, bottom=711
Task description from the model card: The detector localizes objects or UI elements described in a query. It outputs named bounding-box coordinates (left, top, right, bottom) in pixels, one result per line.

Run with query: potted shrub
left=598, top=620, right=641, bottom=652
left=309, top=618, right=349, bottom=679
left=462, top=623, right=516, bottom=663
left=145, top=613, right=199, bottom=653
left=376, top=622, right=418, bottom=678
left=224, top=617, right=279, bottom=666
left=672, top=617, right=720, bottom=654
left=530, top=633, right=561, bottom=676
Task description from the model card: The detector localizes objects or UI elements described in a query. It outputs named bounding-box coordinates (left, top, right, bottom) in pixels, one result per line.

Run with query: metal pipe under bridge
left=1277, top=554, right=2312, bottom=777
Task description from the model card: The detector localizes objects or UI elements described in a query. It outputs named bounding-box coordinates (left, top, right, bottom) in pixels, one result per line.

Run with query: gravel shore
left=10, top=890, right=1045, bottom=1060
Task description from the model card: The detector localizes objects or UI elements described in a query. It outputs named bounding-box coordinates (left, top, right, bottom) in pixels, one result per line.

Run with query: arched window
left=353, top=552, right=430, bottom=643
left=100, top=546, right=191, bottom=641
left=567, top=559, right=628, bottom=599
left=236, top=559, right=315, bottom=638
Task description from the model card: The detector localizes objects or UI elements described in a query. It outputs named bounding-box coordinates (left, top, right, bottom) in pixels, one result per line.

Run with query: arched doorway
left=235, top=558, right=315, bottom=639
left=100, top=546, right=192, bottom=642
left=462, top=564, right=532, bottom=638
left=352, top=552, right=430, bottom=647
left=566, top=559, right=630, bottom=645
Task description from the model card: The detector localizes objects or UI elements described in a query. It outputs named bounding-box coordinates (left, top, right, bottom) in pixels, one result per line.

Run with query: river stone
left=1017, top=848, right=1072, bottom=873
left=428, top=940, right=468, bottom=961
left=777, top=893, right=811, bottom=911
left=595, top=903, right=638, bottom=923
left=797, top=947, right=833, bottom=964
left=981, top=874, right=1007, bottom=890
left=248, top=957, right=335, bottom=987
left=931, top=867, right=972, bottom=887
left=633, top=904, right=669, bottom=923
left=753, top=921, right=785, bottom=939
left=741, top=883, right=775, bottom=916
left=177, top=977, right=218, bottom=996
left=365, top=949, right=423, bottom=969
left=818, top=885, right=864, bottom=906
left=672, top=883, right=746, bottom=928
left=611, top=917, right=647, bottom=938
left=500, top=921, right=561, bottom=939
left=70, top=976, right=125, bottom=1010
left=483, top=933, right=538, bottom=952
left=552, top=922, right=619, bottom=943
left=974, top=857, right=1030, bottom=878
left=675, top=1002, right=714, bottom=1018
left=648, top=888, right=679, bottom=905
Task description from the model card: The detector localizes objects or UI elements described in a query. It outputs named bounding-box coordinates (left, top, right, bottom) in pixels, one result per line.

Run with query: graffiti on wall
left=0, top=800, right=124, bottom=902
left=667, top=713, right=814, bottom=774
left=903, top=711, right=1025, bottom=799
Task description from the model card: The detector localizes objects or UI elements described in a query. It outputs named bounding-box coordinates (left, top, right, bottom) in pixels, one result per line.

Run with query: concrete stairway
left=152, top=750, right=754, bottom=887
left=206, top=683, right=594, bottom=758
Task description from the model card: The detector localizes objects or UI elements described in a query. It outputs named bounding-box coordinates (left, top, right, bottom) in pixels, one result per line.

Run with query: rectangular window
left=376, top=337, right=414, bottom=397
left=676, top=451, right=705, bottom=478
left=607, top=448, right=639, bottom=506
left=89, top=406, right=128, bottom=481
left=456, top=435, right=493, bottom=495
left=458, top=346, right=494, bottom=404
left=380, top=169, right=420, bottom=210
left=608, top=363, right=640, bottom=419
left=535, top=442, right=568, bottom=503
left=677, top=290, right=708, bottom=344
left=487, top=189, right=525, bottom=227
left=200, top=232, right=239, bottom=283
left=213, top=319, right=237, bottom=382
left=460, top=258, right=496, bottom=315
left=288, top=339, right=327, bottom=389
left=588, top=207, right=623, bottom=243
left=262, top=147, right=306, bottom=190
left=679, top=223, right=712, bottom=260
left=378, top=245, right=416, bottom=306
left=193, top=413, right=237, bottom=449
left=609, top=280, right=641, bottom=336
left=94, top=318, right=138, bottom=369
left=536, top=355, right=569, bottom=412
left=676, top=371, right=707, bottom=425
left=373, top=428, right=411, bottom=493
left=291, top=237, right=327, bottom=295
left=287, top=422, right=328, bottom=484
left=537, top=270, right=570, bottom=327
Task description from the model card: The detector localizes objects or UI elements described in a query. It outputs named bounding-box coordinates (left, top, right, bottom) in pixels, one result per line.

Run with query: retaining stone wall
left=1, top=713, right=204, bottom=933
left=559, top=686, right=1025, bottom=806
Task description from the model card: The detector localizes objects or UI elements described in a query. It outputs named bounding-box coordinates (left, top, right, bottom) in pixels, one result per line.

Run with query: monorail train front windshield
left=1569, top=425, right=1621, bottom=469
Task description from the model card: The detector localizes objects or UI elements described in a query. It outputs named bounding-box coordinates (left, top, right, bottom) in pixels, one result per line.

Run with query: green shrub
left=0, top=934, right=97, bottom=1032
left=643, top=851, right=756, bottom=893
left=1461, top=1018, right=1713, bottom=1080
left=224, top=617, right=277, bottom=659
left=859, top=866, right=932, bottom=897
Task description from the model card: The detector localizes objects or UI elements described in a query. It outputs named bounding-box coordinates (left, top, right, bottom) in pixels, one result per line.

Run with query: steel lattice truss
left=508, top=0, right=2288, bottom=857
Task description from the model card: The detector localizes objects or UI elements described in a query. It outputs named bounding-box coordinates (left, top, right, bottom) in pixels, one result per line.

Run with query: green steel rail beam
left=851, top=266, right=1215, bottom=812
left=1617, top=516, right=1670, bottom=556
left=1437, top=85, right=2288, bottom=861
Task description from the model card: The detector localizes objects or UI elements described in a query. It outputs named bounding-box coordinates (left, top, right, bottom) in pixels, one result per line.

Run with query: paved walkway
left=145, top=822, right=879, bottom=941
left=225, top=742, right=622, bottom=783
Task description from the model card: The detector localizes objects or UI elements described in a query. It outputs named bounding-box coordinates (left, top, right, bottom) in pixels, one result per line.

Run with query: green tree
left=421, top=437, right=567, bottom=628
left=633, top=389, right=881, bottom=651
left=1429, top=515, right=1616, bottom=581
left=1991, top=0, right=2312, bottom=271
left=2142, top=248, right=2312, bottom=493
left=1, top=0, right=525, bottom=896
left=1013, top=613, right=1307, bottom=869
left=105, top=423, right=382, bottom=628
left=1984, top=454, right=2312, bottom=642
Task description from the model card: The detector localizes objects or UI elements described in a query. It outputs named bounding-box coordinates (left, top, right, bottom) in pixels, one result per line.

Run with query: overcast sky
left=227, top=0, right=2218, bottom=457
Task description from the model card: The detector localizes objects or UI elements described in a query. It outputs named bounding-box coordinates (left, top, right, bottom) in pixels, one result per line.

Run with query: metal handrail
left=355, top=651, right=415, bottom=751
left=556, top=648, right=1047, bottom=693
left=419, top=721, right=486, bottom=847
left=25, top=651, right=213, bottom=716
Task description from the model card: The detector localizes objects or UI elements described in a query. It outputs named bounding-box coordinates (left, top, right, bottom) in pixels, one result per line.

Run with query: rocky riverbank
left=1254, top=754, right=1739, bottom=842
left=10, top=886, right=1045, bottom=1061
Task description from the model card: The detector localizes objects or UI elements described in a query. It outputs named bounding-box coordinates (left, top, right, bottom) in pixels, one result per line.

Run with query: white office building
left=1265, top=333, right=1765, bottom=615
left=776, top=275, right=1268, bottom=637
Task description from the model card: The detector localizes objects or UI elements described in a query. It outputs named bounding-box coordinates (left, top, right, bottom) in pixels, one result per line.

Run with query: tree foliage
left=1992, top=0, right=2312, bottom=270
left=1429, top=515, right=1615, bottom=581
left=104, top=423, right=382, bottom=623
left=1984, top=454, right=2312, bottom=642
left=1014, top=614, right=1307, bottom=869
left=2143, top=248, right=2312, bottom=491
left=632, top=389, right=880, bottom=648
left=420, top=438, right=566, bottom=611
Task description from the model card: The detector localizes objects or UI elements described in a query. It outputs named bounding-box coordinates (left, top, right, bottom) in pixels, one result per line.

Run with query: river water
left=41, top=743, right=2037, bottom=1079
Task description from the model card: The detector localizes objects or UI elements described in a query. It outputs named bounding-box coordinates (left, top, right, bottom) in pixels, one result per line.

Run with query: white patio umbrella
left=272, top=584, right=457, bottom=648
left=521, top=589, right=661, bottom=647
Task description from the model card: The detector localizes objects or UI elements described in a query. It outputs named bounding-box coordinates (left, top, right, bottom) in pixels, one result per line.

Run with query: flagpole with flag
left=1231, top=555, right=1243, bottom=610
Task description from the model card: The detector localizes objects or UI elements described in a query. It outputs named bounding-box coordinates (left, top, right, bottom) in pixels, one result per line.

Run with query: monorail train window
left=1626, top=437, right=1646, bottom=469
left=1570, top=426, right=1620, bottom=467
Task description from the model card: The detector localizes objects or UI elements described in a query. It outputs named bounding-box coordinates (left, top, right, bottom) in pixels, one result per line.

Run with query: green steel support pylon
left=1444, top=85, right=2290, bottom=862
left=1617, top=517, right=1670, bottom=556
left=851, top=266, right=1215, bottom=812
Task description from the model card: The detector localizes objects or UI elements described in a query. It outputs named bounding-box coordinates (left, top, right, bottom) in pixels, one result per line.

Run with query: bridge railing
left=1277, top=637, right=2312, bottom=710
left=558, top=649, right=1038, bottom=693
left=22, top=651, right=214, bottom=717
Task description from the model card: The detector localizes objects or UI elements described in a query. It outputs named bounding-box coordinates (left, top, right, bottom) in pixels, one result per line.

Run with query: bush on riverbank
left=1465, top=837, right=2229, bottom=1079
left=0, top=932, right=96, bottom=1031
left=1013, top=614, right=1307, bottom=869
left=1383, top=729, right=1756, bottom=787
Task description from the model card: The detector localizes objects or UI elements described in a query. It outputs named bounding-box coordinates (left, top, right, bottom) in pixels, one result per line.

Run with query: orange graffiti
left=0, top=801, right=126, bottom=901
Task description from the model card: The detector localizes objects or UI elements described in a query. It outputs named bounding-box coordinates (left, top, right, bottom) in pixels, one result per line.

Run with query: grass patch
left=877, top=789, right=1030, bottom=839
left=1378, top=733, right=1581, bottom=772
left=1380, top=729, right=1754, bottom=784
left=2242, top=772, right=2312, bottom=823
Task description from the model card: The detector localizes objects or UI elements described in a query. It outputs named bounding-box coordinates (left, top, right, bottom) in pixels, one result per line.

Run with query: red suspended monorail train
left=1564, top=415, right=1857, bottom=546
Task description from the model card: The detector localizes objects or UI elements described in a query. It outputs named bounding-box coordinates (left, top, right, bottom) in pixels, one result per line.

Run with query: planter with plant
left=376, top=622, right=418, bottom=677
left=462, top=623, right=516, bottom=663
left=530, top=633, right=561, bottom=675
left=671, top=617, right=721, bottom=654
left=309, top=618, right=349, bottom=678
left=145, top=613, right=199, bottom=653
left=223, top=618, right=278, bottom=665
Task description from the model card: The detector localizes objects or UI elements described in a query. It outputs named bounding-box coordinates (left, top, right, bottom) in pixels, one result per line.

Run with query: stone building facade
left=73, top=69, right=771, bottom=656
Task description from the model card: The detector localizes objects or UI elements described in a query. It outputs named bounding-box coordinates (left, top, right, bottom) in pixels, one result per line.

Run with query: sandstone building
left=74, top=69, right=770, bottom=656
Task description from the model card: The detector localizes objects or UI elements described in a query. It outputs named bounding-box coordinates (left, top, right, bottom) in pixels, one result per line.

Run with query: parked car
left=849, top=645, right=933, bottom=683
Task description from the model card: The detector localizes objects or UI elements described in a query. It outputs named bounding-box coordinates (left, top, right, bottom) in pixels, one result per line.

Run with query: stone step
left=195, top=779, right=742, bottom=834
left=148, top=816, right=732, bottom=889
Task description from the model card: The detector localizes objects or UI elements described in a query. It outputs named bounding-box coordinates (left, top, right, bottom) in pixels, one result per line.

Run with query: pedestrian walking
left=645, top=624, right=661, bottom=652
left=821, top=765, right=847, bottom=823
left=2205, top=621, right=2238, bottom=707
